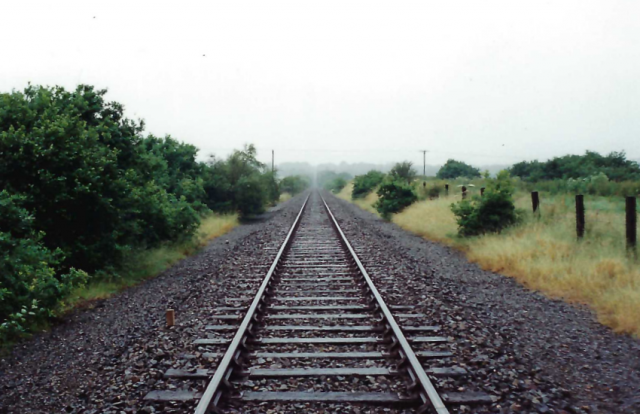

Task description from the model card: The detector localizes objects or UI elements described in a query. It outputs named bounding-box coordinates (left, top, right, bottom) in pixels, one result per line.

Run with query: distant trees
left=436, top=159, right=481, bottom=179
left=324, top=177, right=348, bottom=193
left=509, top=151, right=640, bottom=182
left=279, top=175, right=311, bottom=195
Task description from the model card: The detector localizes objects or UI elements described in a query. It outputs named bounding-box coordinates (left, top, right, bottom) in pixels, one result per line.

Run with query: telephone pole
left=272, top=150, right=274, bottom=173
left=420, top=150, right=428, bottom=177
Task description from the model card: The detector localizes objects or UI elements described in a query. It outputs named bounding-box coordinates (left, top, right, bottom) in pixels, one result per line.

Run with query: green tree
left=389, top=162, right=417, bottom=184
left=280, top=175, right=311, bottom=195
left=436, top=159, right=481, bottom=179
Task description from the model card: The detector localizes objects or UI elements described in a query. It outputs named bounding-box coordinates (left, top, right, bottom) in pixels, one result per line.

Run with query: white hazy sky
left=2, top=0, right=639, bottom=167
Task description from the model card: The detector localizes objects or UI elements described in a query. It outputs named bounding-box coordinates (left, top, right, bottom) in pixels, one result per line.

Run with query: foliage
left=436, top=159, right=481, bottom=179
left=450, top=171, right=520, bottom=236
left=0, top=84, right=280, bottom=341
left=0, top=191, right=87, bottom=341
left=279, top=175, right=310, bottom=195
left=352, top=170, right=385, bottom=199
left=317, top=171, right=351, bottom=189
left=509, top=151, right=640, bottom=182
left=324, top=177, right=348, bottom=193
left=374, top=181, right=418, bottom=220
left=389, top=162, right=417, bottom=184
left=202, top=145, right=278, bottom=217
left=0, top=85, right=201, bottom=273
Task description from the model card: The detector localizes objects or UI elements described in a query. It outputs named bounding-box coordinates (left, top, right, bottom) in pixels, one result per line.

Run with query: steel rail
left=320, top=194, right=450, bottom=414
left=194, top=194, right=310, bottom=414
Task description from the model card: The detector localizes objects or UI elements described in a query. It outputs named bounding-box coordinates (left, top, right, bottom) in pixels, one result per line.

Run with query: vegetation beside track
left=63, top=214, right=238, bottom=310
left=0, top=84, right=307, bottom=343
left=337, top=173, right=640, bottom=338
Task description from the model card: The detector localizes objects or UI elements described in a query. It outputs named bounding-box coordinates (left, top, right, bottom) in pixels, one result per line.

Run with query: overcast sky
left=2, top=1, right=639, bottom=168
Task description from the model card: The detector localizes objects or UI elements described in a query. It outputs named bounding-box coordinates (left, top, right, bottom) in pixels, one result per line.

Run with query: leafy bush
left=202, top=145, right=278, bottom=217
left=0, top=85, right=202, bottom=272
left=436, top=159, right=481, bottom=179
left=389, top=162, right=417, bottom=184
left=324, top=177, right=347, bottom=193
left=450, top=171, right=520, bottom=236
left=317, top=171, right=351, bottom=189
left=352, top=170, right=385, bottom=199
left=280, top=175, right=310, bottom=195
left=374, top=181, right=417, bottom=220
left=0, top=85, right=283, bottom=340
left=0, top=191, right=87, bottom=341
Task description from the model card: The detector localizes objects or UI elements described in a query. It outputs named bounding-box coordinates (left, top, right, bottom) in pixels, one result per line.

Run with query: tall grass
left=64, top=214, right=238, bottom=308
left=341, top=182, right=640, bottom=337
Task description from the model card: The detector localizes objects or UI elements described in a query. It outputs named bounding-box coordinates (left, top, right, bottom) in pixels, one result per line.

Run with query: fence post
left=480, top=187, right=485, bottom=196
left=461, top=186, right=467, bottom=200
left=445, top=184, right=449, bottom=196
left=531, top=191, right=540, bottom=213
left=626, top=196, right=637, bottom=253
left=166, top=309, right=175, bottom=327
left=575, top=195, right=585, bottom=239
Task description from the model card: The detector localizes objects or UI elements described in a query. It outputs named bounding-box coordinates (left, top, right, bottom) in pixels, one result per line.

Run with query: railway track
left=145, top=192, right=490, bottom=413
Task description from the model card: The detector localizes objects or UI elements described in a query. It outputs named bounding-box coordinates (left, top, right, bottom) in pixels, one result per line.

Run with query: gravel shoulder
left=324, top=191, right=640, bottom=414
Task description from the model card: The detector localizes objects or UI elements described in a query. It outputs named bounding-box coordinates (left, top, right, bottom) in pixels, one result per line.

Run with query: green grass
left=63, top=213, right=238, bottom=309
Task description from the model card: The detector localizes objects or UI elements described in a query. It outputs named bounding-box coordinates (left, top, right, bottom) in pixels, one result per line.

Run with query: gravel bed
left=324, top=191, right=640, bottom=414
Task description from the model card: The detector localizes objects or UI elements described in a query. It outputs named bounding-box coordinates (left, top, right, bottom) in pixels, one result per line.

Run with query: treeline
left=510, top=151, right=640, bottom=182
left=0, top=85, right=293, bottom=340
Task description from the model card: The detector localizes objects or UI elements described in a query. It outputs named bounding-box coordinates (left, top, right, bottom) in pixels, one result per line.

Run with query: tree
left=280, top=175, right=310, bottom=195
left=436, top=159, right=481, bottom=179
left=389, top=162, right=417, bottom=184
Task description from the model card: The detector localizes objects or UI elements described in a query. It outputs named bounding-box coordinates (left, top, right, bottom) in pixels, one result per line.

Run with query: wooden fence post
left=480, top=187, right=485, bottom=196
left=575, top=195, right=585, bottom=239
left=445, top=184, right=449, bottom=196
left=166, top=309, right=175, bottom=327
left=531, top=191, right=540, bottom=214
left=626, top=196, right=637, bottom=253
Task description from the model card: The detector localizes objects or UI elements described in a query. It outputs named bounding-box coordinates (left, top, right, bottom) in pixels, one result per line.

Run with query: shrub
left=0, top=191, right=87, bottom=341
left=280, top=175, right=310, bottom=195
left=352, top=170, right=385, bottom=199
left=374, top=181, right=417, bottom=220
left=436, top=159, right=481, bottom=179
left=450, top=171, right=520, bottom=236
left=389, top=162, right=417, bottom=184
left=325, top=177, right=347, bottom=193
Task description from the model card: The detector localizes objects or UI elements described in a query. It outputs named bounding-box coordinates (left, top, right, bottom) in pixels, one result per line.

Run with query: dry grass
left=336, top=183, right=380, bottom=215
left=342, top=184, right=640, bottom=337
left=279, top=192, right=293, bottom=203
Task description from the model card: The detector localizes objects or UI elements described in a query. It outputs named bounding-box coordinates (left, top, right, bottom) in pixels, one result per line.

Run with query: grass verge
left=339, top=184, right=640, bottom=338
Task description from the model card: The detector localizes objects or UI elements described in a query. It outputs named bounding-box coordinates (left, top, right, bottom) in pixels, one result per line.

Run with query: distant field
left=337, top=183, right=640, bottom=338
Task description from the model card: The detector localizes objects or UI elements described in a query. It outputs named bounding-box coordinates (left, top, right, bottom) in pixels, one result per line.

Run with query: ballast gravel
left=323, top=191, right=640, bottom=414
left=1, top=191, right=639, bottom=414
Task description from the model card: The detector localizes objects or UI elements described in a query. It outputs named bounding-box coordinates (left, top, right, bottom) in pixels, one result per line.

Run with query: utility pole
left=420, top=150, right=428, bottom=177
left=272, top=150, right=274, bottom=173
